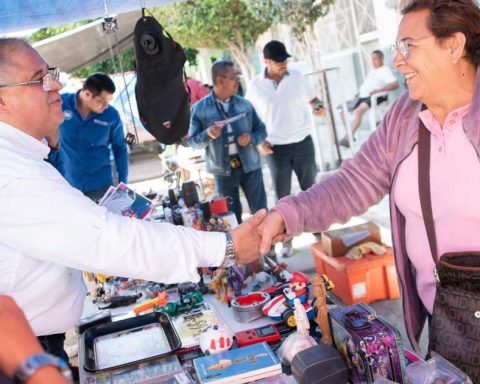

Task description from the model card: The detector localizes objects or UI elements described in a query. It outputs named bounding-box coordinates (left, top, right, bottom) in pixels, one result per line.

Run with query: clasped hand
left=230, top=209, right=287, bottom=265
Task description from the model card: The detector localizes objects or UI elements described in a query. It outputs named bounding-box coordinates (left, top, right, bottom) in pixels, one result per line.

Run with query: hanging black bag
left=133, top=11, right=190, bottom=144
left=418, top=114, right=480, bottom=381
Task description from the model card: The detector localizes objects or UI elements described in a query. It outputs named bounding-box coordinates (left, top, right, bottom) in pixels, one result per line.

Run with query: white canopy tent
left=0, top=0, right=180, bottom=73
left=0, top=0, right=178, bottom=35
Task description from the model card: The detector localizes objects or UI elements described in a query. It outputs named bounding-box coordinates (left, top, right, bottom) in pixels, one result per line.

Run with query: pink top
left=185, top=78, right=209, bottom=106
left=394, top=103, right=480, bottom=313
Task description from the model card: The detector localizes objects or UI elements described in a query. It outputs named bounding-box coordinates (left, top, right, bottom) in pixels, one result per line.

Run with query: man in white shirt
left=246, top=40, right=324, bottom=258
left=0, top=38, right=265, bottom=363
left=339, top=50, right=399, bottom=147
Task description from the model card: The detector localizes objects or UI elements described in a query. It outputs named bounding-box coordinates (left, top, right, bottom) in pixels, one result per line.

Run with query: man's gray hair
left=211, top=60, right=234, bottom=85
left=0, top=38, right=32, bottom=84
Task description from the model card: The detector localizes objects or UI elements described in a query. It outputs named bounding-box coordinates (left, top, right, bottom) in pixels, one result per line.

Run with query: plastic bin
left=311, top=242, right=400, bottom=305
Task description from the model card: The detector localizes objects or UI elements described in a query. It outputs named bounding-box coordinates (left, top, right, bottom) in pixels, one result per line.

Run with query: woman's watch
left=13, top=353, right=72, bottom=383
left=221, top=232, right=236, bottom=268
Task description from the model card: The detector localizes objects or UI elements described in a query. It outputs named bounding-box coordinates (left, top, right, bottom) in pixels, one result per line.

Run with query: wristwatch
left=220, top=232, right=236, bottom=268
left=13, top=353, right=72, bottom=383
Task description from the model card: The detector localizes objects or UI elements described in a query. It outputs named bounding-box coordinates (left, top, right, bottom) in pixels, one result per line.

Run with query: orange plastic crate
left=311, top=242, right=400, bottom=305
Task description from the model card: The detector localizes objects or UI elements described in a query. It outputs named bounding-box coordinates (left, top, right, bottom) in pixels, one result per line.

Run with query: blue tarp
left=0, top=0, right=178, bottom=34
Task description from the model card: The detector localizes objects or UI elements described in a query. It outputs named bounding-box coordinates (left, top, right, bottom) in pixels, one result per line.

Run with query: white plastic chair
left=368, top=92, right=390, bottom=133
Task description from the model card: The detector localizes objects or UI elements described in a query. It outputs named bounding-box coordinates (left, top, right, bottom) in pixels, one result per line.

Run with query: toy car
left=158, top=290, right=204, bottom=316
left=262, top=289, right=315, bottom=328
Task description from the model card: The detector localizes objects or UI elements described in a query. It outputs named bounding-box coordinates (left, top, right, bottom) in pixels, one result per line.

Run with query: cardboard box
left=322, top=221, right=381, bottom=257
left=311, top=242, right=399, bottom=305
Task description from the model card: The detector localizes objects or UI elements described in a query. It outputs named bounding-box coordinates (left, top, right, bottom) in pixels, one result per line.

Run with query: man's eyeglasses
left=389, top=36, right=434, bottom=60
left=0, top=67, right=60, bottom=92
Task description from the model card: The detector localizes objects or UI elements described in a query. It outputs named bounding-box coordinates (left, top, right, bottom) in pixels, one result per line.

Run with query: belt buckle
left=230, top=158, right=241, bottom=169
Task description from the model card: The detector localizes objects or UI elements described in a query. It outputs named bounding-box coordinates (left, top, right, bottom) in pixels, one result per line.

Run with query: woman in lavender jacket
left=259, top=0, right=480, bottom=352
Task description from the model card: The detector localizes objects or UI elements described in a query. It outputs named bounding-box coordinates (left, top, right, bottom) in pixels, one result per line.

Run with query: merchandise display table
left=78, top=288, right=278, bottom=383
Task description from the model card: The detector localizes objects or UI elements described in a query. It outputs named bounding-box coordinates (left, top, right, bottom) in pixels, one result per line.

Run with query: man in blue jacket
left=188, top=61, right=267, bottom=225
left=58, top=73, right=128, bottom=200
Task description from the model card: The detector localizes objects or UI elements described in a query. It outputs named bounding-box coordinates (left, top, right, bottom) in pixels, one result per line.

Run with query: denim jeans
left=265, top=135, right=317, bottom=200
left=214, top=167, right=267, bottom=224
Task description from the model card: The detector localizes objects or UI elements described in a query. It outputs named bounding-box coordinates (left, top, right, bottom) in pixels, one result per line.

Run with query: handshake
left=229, top=209, right=288, bottom=266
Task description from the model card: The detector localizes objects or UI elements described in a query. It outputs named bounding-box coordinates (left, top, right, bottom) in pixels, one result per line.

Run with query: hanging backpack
left=133, top=12, right=190, bottom=144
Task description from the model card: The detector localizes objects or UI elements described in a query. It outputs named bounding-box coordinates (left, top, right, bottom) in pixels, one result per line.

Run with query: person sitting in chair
left=339, top=50, right=399, bottom=147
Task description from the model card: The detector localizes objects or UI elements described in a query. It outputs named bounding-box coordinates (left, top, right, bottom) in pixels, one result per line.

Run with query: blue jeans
left=214, top=167, right=267, bottom=224
left=265, top=135, right=317, bottom=200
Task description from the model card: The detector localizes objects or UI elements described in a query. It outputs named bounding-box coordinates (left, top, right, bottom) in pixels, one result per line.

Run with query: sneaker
left=281, top=241, right=294, bottom=258
left=339, top=137, right=350, bottom=148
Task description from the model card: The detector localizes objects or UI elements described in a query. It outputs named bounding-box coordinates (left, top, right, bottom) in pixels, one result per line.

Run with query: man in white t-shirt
left=339, top=50, right=399, bottom=147
left=246, top=40, right=325, bottom=258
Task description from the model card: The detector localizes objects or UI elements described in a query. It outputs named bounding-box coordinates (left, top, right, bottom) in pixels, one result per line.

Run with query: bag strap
left=417, top=110, right=438, bottom=264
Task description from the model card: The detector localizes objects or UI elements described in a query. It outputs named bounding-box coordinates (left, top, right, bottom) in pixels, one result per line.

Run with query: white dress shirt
left=0, top=121, right=226, bottom=336
left=246, top=69, right=315, bottom=145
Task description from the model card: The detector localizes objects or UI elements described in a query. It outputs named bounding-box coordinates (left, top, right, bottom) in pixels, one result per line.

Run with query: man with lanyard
left=188, top=60, right=268, bottom=225
left=57, top=72, right=128, bottom=201
left=246, top=40, right=325, bottom=257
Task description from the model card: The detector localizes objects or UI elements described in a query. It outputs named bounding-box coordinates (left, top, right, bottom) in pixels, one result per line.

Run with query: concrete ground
left=127, top=133, right=429, bottom=356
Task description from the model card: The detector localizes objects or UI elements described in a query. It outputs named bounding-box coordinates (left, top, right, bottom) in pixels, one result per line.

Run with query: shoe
left=339, top=137, right=350, bottom=148
left=281, top=241, right=294, bottom=258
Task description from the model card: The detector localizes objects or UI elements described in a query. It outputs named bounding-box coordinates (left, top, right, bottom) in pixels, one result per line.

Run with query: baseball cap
left=289, top=271, right=308, bottom=285
left=263, top=40, right=291, bottom=63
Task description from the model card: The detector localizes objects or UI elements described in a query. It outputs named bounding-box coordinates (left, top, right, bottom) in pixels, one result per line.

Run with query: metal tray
left=83, top=312, right=181, bottom=372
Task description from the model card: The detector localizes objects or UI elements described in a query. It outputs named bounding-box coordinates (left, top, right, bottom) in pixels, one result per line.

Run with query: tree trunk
left=225, top=41, right=255, bottom=84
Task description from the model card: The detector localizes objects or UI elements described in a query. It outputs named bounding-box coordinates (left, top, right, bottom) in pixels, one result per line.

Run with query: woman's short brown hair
left=401, top=0, right=480, bottom=66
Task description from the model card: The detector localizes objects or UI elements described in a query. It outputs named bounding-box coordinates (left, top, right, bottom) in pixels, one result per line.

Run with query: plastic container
left=82, top=312, right=181, bottom=372
left=310, top=242, right=399, bottom=305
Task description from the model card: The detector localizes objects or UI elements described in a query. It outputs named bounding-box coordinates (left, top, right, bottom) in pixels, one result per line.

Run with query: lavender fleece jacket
left=276, top=67, right=480, bottom=351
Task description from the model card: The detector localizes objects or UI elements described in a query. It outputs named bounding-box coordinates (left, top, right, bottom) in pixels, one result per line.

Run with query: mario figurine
left=284, top=271, right=309, bottom=305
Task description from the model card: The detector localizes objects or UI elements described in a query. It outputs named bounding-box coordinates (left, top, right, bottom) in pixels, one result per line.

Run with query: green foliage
left=246, top=0, right=335, bottom=39
left=184, top=48, right=200, bottom=66
left=152, top=0, right=272, bottom=50
left=30, top=20, right=95, bottom=42
left=73, top=48, right=135, bottom=78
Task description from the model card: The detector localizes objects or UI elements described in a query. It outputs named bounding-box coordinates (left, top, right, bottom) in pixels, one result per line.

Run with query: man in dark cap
left=246, top=40, right=324, bottom=258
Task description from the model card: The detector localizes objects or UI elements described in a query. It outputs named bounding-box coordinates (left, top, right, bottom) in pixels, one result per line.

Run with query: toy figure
left=284, top=271, right=309, bottom=305
left=293, top=298, right=310, bottom=336
left=99, top=292, right=142, bottom=309
left=263, top=255, right=291, bottom=283
left=210, top=268, right=230, bottom=303
left=227, top=264, right=245, bottom=297
left=262, top=272, right=315, bottom=327
left=311, top=274, right=333, bottom=344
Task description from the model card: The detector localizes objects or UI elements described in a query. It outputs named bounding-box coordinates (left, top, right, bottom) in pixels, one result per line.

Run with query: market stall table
left=77, top=286, right=278, bottom=383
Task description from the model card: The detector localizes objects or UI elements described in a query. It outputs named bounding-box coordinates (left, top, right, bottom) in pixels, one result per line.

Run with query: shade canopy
left=0, top=0, right=178, bottom=35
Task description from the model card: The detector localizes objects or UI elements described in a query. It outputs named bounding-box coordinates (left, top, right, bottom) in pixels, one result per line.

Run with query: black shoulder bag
left=418, top=116, right=480, bottom=381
